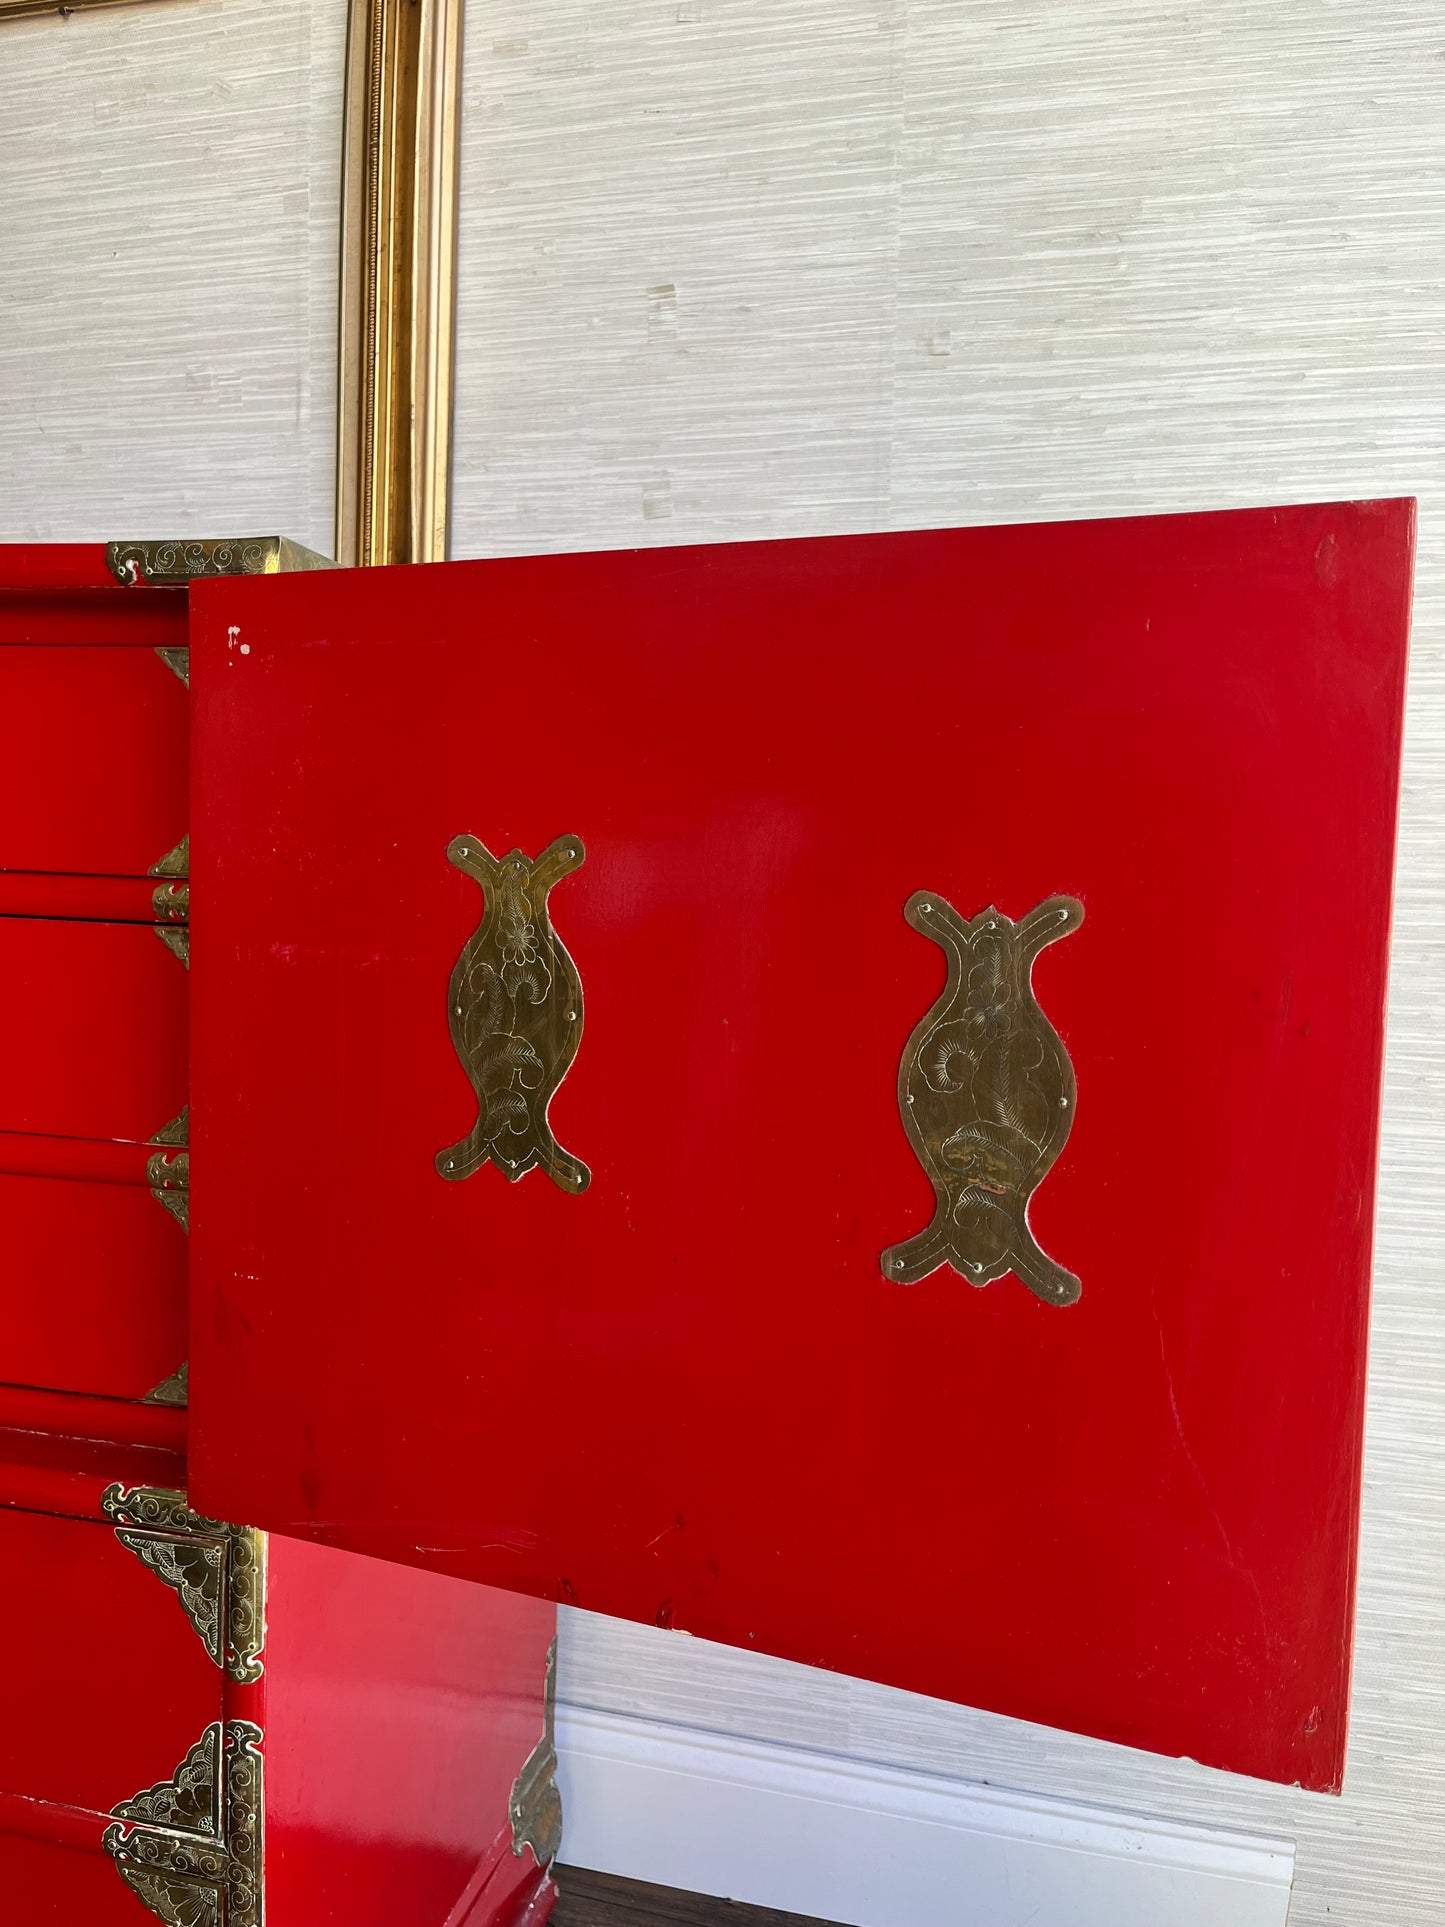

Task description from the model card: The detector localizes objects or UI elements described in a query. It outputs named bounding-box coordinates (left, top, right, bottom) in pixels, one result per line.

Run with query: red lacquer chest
left=0, top=504, right=1414, bottom=1922
left=0, top=542, right=558, bottom=1927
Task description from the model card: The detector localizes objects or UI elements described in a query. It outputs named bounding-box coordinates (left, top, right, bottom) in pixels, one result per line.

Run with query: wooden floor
left=552, top=1866, right=844, bottom=1926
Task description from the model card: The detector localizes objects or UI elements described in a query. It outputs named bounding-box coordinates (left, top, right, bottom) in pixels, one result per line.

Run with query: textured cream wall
left=0, top=0, right=346, bottom=555
left=452, top=6, right=1445, bottom=1922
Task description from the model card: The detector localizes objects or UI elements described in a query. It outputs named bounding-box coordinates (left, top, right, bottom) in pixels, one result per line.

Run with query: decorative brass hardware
left=112, top=538, right=333, bottom=689
left=437, top=836, right=591, bottom=1193
left=152, top=884, right=191, bottom=923
left=882, top=894, right=1084, bottom=1306
left=149, top=834, right=190, bottom=924
left=105, top=1720, right=263, bottom=1927
left=147, top=1108, right=190, bottom=1233
left=102, top=1484, right=265, bottom=1683
left=510, top=1638, right=562, bottom=1867
left=150, top=836, right=189, bottom=959
left=106, top=537, right=332, bottom=587
left=144, top=1118, right=189, bottom=1400
left=338, top=0, right=464, bottom=565
left=144, top=1362, right=190, bottom=1407
left=154, top=926, right=190, bottom=968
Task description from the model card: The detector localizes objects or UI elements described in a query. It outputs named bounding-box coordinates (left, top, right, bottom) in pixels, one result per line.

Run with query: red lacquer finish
left=0, top=919, right=187, bottom=1142
left=0, top=543, right=126, bottom=591
left=191, top=501, right=1413, bottom=1790
left=0, top=1172, right=186, bottom=1401
left=0, top=643, right=188, bottom=879
left=0, top=1427, right=187, bottom=1516
left=0, top=1503, right=221, bottom=1815
left=264, top=1537, right=557, bottom=1927
left=0, top=1388, right=186, bottom=1455
left=0, top=1833, right=148, bottom=1927
left=0, top=873, right=185, bottom=922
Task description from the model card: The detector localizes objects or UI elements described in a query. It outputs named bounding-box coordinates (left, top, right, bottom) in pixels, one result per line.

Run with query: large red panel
left=190, top=503, right=1413, bottom=1788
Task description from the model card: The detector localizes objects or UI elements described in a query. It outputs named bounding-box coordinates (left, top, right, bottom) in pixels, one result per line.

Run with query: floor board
left=552, top=1865, right=845, bottom=1926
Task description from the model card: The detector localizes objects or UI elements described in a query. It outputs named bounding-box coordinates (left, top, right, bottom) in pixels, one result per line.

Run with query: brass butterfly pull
left=882, top=893, right=1083, bottom=1305
left=436, top=835, right=590, bottom=1193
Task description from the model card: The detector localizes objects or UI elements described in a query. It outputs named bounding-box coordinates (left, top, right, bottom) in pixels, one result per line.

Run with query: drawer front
left=0, top=919, right=186, bottom=1142
left=0, top=1174, right=185, bottom=1402
left=0, top=1504, right=220, bottom=1815
left=0, top=646, right=187, bottom=877
left=0, top=1833, right=147, bottom=1926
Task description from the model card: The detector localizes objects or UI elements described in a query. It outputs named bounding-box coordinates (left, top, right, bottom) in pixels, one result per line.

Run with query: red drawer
left=0, top=919, right=187, bottom=1142
left=0, top=1171, right=185, bottom=1402
left=0, top=646, right=187, bottom=878
left=0, top=1503, right=220, bottom=1815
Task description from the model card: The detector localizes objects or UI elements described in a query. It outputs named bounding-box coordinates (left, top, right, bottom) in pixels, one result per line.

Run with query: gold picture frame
left=336, top=0, right=465, bottom=567
left=4, top=0, right=463, bottom=569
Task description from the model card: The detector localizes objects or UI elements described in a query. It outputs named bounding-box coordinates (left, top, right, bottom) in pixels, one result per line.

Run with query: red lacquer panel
left=190, top=502, right=1414, bottom=1788
left=0, top=1834, right=148, bottom=1927
left=0, top=1504, right=220, bottom=1814
left=265, top=1536, right=557, bottom=1927
left=0, top=647, right=188, bottom=879
left=0, top=1171, right=186, bottom=1402
left=0, top=919, right=187, bottom=1142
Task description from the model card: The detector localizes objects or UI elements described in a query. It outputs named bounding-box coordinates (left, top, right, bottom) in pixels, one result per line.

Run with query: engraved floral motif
left=101, top=1484, right=265, bottom=1682
left=105, top=1721, right=262, bottom=1927
left=882, top=894, right=1084, bottom=1305
left=107, top=540, right=274, bottom=585
left=436, top=835, right=590, bottom=1193
left=146, top=1108, right=190, bottom=1232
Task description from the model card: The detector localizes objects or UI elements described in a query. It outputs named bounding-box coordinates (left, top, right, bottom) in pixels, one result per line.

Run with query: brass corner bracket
left=106, top=537, right=333, bottom=587
left=106, top=1720, right=262, bottom=1927
left=150, top=835, right=191, bottom=967
left=144, top=1361, right=190, bottom=1407
left=338, top=0, right=465, bottom=565
left=510, top=1638, right=562, bottom=1867
left=149, top=833, right=190, bottom=924
left=147, top=1108, right=190, bottom=1232
left=108, top=538, right=333, bottom=694
left=102, top=1484, right=265, bottom=1684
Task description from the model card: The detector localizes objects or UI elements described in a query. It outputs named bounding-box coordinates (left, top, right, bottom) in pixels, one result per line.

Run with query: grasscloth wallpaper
left=452, top=6, right=1444, bottom=1923
left=0, top=0, right=344, bottom=554
left=0, top=3, right=1441, bottom=1921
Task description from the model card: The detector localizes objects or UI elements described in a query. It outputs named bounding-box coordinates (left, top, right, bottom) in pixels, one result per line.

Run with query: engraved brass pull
left=436, top=835, right=590, bottom=1192
left=882, top=893, right=1083, bottom=1305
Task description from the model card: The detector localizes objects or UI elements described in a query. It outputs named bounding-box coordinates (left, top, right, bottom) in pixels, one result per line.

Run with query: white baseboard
left=555, top=1703, right=1294, bottom=1927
